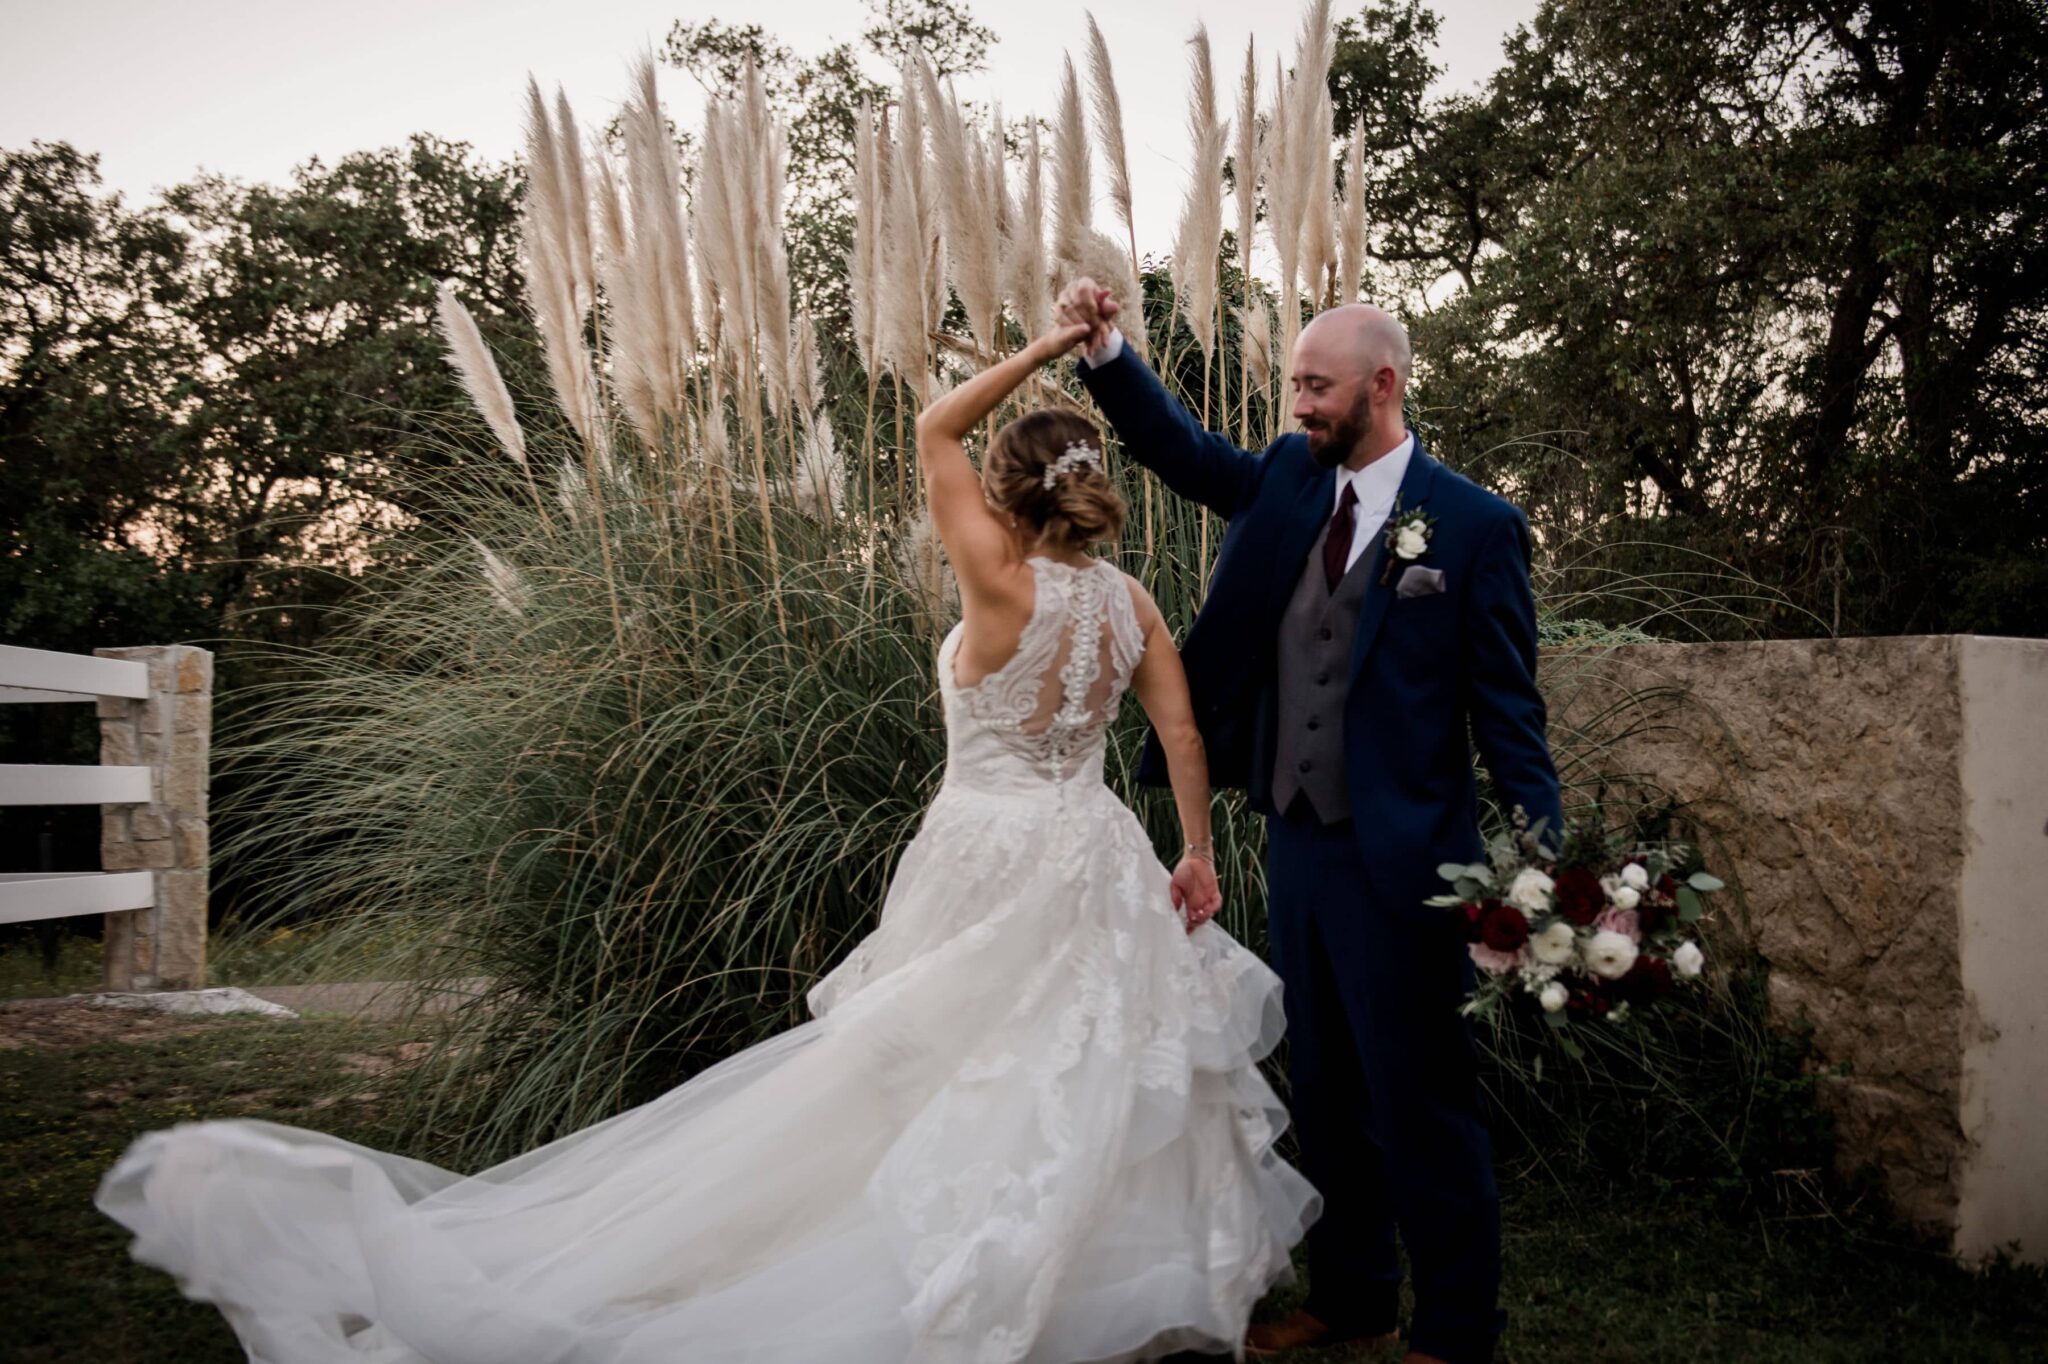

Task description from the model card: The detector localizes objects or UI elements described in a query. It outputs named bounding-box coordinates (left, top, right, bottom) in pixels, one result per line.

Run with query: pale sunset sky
left=1, top=0, right=1539, bottom=256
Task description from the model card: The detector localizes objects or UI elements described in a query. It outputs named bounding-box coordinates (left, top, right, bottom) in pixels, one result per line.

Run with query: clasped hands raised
left=1015, top=278, right=1123, bottom=362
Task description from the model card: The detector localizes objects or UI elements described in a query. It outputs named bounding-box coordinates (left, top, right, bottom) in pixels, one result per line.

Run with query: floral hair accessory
left=1041, top=440, right=1103, bottom=490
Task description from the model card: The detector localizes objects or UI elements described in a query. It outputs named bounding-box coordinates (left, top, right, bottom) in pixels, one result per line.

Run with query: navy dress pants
left=1265, top=796, right=1504, bottom=1364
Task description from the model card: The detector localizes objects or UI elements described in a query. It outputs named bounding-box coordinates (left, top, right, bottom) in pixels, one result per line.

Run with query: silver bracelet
left=1183, top=839, right=1215, bottom=864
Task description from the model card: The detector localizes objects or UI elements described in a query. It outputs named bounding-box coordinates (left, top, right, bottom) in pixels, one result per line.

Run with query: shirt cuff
left=1082, top=328, right=1125, bottom=369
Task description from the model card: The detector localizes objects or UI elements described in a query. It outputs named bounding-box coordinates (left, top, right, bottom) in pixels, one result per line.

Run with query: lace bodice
left=937, top=557, right=1146, bottom=794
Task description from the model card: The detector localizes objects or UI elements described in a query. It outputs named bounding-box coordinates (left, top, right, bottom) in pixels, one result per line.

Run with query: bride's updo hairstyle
left=982, top=409, right=1128, bottom=549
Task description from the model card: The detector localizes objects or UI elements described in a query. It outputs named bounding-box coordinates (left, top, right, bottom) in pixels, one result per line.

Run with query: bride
left=96, top=320, right=1318, bottom=1363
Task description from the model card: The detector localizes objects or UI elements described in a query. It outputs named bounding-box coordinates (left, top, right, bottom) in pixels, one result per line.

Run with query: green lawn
left=3, top=1009, right=2042, bottom=1363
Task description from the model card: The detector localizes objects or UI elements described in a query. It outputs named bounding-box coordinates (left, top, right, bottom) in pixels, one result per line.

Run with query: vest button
left=1297, top=760, right=1312, bottom=773
left=1318, top=627, right=1332, bottom=641
left=1315, top=672, right=1329, bottom=685
left=1306, top=718, right=1321, bottom=731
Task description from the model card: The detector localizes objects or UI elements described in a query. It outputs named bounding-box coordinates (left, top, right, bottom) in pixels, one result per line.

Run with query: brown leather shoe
left=1244, top=1309, right=1399, bottom=1356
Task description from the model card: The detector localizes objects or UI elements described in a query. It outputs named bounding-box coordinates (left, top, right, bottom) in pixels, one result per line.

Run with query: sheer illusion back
left=939, top=557, right=1146, bottom=792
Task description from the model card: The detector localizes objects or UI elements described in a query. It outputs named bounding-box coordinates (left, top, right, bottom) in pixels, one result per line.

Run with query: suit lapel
left=1269, top=456, right=1337, bottom=615
left=1348, top=433, right=1440, bottom=686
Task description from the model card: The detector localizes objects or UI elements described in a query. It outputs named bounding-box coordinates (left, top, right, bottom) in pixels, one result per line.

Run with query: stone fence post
left=1545, top=635, right=2048, bottom=1265
left=94, top=645, right=211, bottom=991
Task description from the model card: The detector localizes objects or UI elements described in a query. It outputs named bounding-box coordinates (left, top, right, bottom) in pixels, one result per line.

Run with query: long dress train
left=96, top=555, right=1319, bottom=1363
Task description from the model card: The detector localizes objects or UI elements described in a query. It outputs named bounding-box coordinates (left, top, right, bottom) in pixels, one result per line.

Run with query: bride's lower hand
left=1030, top=320, right=1095, bottom=364
left=1171, top=856, right=1221, bottom=932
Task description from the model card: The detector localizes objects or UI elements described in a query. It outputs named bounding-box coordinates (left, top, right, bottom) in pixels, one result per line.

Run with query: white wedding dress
left=97, top=555, right=1318, bottom=1364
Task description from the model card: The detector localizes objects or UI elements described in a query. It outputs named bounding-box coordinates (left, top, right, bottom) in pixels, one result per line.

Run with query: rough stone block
left=154, top=870, right=208, bottom=990
left=154, top=872, right=208, bottom=987
left=102, top=911, right=137, bottom=991
left=1549, top=635, right=2048, bottom=1264
left=96, top=694, right=131, bottom=720
left=164, top=733, right=208, bottom=806
left=130, top=805, right=171, bottom=841
left=138, top=840, right=176, bottom=870
left=172, top=815, right=209, bottom=867
left=173, top=648, right=213, bottom=694
left=101, top=837, right=143, bottom=871
left=131, top=920, right=157, bottom=976
left=135, top=694, right=170, bottom=736
left=100, top=726, right=139, bottom=767
left=173, top=694, right=209, bottom=734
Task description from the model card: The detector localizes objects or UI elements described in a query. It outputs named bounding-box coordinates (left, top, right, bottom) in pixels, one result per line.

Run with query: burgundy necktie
left=1323, top=481, right=1359, bottom=591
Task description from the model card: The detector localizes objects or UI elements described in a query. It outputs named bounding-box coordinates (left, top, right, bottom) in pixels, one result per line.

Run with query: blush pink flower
left=1468, top=942, right=1523, bottom=975
left=1593, top=906, right=1641, bottom=943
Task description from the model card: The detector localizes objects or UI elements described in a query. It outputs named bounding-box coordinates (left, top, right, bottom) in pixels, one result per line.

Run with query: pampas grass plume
left=1338, top=119, right=1367, bottom=306
left=436, top=281, right=528, bottom=467
left=1171, top=25, right=1227, bottom=357
left=1085, top=13, right=1135, bottom=243
left=1052, top=56, right=1090, bottom=273
left=1006, top=123, right=1051, bottom=339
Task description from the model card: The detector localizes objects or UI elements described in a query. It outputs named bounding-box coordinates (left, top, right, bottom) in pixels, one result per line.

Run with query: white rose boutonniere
left=1380, top=499, right=1438, bottom=584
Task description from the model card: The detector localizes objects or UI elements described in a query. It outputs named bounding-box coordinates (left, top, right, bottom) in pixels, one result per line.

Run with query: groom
left=1057, top=281, right=1561, bottom=1364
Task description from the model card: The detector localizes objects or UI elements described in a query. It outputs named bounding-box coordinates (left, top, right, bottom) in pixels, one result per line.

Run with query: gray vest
left=1271, top=519, right=1377, bottom=824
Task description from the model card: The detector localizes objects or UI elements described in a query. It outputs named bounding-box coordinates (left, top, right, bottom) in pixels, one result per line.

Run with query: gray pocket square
left=1395, top=565, right=1446, bottom=598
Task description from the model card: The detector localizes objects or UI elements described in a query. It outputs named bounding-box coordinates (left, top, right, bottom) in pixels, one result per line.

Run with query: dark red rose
left=1456, top=901, right=1489, bottom=942
left=1655, top=873, right=1680, bottom=901
left=1478, top=900, right=1530, bottom=952
left=1615, top=954, right=1674, bottom=1006
left=1566, top=985, right=1612, bottom=1018
left=1554, top=867, right=1605, bottom=925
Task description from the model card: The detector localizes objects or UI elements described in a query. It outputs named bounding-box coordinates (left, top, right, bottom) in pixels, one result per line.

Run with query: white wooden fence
left=1, top=643, right=211, bottom=989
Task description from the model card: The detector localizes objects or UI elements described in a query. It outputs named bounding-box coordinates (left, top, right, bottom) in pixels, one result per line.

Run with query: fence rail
left=0, top=643, right=211, bottom=989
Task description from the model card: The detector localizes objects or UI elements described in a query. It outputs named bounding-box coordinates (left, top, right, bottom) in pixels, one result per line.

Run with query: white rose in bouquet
left=1672, top=940, right=1705, bottom=978
left=1395, top=526, right=1427, bottom=559
left=1507, top=867, right=1555, bottom=914
left=1584, top=929, right=1639, bottom=980
left=1620, top=862, right=1650, bottom=891
left=1609, top=884, right=1641, bottom=911
left=1530, top=920, right=1577, bottom=965
left=1539, top=981, right=1569, bottom=1013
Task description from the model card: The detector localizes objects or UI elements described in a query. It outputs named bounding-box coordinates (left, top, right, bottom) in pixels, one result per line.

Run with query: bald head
left=1296, top=304, right=1412, bottom=386
left=1289, top=304, right=1413, bottom=469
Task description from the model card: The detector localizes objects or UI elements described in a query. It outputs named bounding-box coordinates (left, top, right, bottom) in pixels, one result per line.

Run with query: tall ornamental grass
left=218, top=4, right=1811, bottom=1174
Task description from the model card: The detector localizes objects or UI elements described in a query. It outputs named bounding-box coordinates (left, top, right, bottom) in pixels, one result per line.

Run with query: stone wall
left=1545, top=635, right=2047, bottom=1263
left=94, top=645, right=211, bottom=991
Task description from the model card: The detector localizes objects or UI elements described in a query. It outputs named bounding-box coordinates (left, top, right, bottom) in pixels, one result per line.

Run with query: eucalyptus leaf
left=1687, top=871, right=1725, bottom=892
left=1677, top=885, right=1703, bottom=922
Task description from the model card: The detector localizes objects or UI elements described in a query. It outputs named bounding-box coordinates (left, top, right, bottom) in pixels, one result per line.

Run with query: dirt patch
left=0, top=997, right=255, bottom=1051
left=337, top=1040, right=436, bottom=1076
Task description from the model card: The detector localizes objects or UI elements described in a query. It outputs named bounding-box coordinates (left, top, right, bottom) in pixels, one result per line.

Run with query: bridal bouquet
left=1428, top=815, right=1722, bottom=1041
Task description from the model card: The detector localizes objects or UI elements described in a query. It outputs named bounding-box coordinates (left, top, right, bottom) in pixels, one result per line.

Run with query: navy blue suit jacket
left=1079, top=346, right=1563, bottom=919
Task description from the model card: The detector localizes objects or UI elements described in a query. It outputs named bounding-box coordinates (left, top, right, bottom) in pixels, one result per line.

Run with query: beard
left=1304, top=394, right=1373, bottom=469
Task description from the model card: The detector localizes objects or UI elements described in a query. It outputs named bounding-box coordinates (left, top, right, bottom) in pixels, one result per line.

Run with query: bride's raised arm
left=912, top=322, right=1091, bottom=605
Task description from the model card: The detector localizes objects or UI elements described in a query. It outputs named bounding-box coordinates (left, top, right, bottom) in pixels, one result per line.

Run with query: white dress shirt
left=1333, top=434, right=1414, bottom=574
left=1084, top=326, right=1412, bottom=575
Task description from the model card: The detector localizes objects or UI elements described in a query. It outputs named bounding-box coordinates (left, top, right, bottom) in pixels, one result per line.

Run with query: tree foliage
left=1333, top=0, right=2047, bottom=635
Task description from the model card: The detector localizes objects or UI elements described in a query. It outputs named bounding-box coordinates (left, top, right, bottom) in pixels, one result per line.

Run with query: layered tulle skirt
left=97, top=778, right=1317, bottom=1363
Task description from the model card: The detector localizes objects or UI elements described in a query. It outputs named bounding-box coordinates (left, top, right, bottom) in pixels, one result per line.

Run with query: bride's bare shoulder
left=1117, top=570, right=1166, bottom=637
